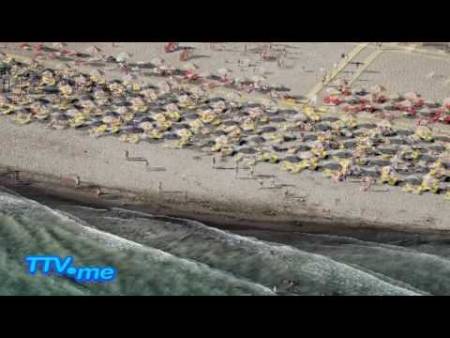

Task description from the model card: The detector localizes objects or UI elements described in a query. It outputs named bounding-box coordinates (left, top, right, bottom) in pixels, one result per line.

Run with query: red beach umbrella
left=164, top=42, right=178, bottom=53
left=324, top=95, right=342, bottom=105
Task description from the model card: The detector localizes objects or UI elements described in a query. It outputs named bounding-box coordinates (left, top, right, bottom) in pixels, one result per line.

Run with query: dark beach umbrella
left=272, top=145, right=288, bottom=152
left=284, top=155, right=301, bottom=163
left=223, top=120, right=239, bottom=126
left=376, top=146, right=398, bottom=155
left=318, top=160, right=341, bottom=170
left=419, top=154, right=438, bottom=162
left=172, top=122, right=191, bottom=130
left=342, top=139, right=357, bottom=149
left=122, top=126, right=144, bottom=133
left=183, top=112, right=199, bottom=120
left=360, top=167, right=379, bottom=177
left=114, top=100, right=132, bottom=107
left=266, top=109, right=279, bottom=116
left=357, top=123, right=377, bottom=129
left=105, top=111, right=120, bottom=117
left=248, top=136, right=266, bottom=144
left=238, top=147, right=258, bottom=154
left=302, top=134, right=317, bottom=142
left=367, top=158, right=391, bottom=167
left=388, top=137, right=409, bottom=145
left=134, top=116, right=154, bottom=124
left=283, top=135, right=297, bottom=142
left=259, top=126, right=277, bottom=134
left=315, top=123, right=332, bottom=132
left=297, top=144, right=311, bottom=152
left=428, top=144, right=446, bottom=152
left=42, top=86, right=59, bottom=94
left=396, top=129, right=414, bottom=136
left=164, top=132, right=179, bottom=140
left=330, top=150, right=353, bottom=159
left=435, top=135, right=450, bottom=143
left=270, top=116, right=286, bottom=123
left=321, top=116, right=339, bottom=123
left=278, top=109, right=298, bottom=115
left=401, top=175, right=423, bottom=185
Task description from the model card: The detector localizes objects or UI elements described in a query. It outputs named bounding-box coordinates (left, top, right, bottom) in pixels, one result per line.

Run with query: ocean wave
left=58, top=205, right=424, bottom=295
left=0, top=189, right=274, bottom=296
left=236, top=231, right=450, bottom=295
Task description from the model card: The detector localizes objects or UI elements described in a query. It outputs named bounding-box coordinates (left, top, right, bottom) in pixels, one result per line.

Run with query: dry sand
left=0, top=42, right=449, bottom=233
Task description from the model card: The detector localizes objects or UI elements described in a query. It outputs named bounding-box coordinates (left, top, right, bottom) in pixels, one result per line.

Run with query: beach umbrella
left=250, top=75, right=266, bottom=83
left=388, top=93, right=401, bottom=101
left=325, top=87, right=340, bottom=95
left=179, top=48, right=193, bottom=62
left=86, top=45, right=102, bottom=54
left=369, top=84, right=386, bottom=94
left=217, top=67, right=232, bottom=79
left=116, top=52, right=132, bottom=63
left=150, top=57, right=165, bottom=67
left=417, top=107, right=433, bottom=117
left=404, top=92, right=419, bottom=101
left=181, top=62, right=198, bottom=72
left=396, top=99, right=413, bottom=110
left=164, top=42, right=178, bottom=53
left=122, top=72, right=137, bottom=82
left=52, top=42, right=67, bottom=49
left=443, top=97, right=450, bottom=110
left=324, top=95, right=342, bottom=105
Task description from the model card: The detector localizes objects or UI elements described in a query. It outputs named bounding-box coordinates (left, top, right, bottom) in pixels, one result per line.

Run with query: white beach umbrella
left=52, top=42, right=67, bottom=49
left=116, top=52, right=132, bottom=63
left=181, top=62, right=198, bottom=71
left=388, top=93, right=401, bottom=101
left=326, top=87, right=340, bottom=95
left=398, top=99, right=413, bottom=108
left=443, top=97, right=450, bottom=109
left=86, top=45, right=102, bottom=54
left=217, top=68, right=232, bottom=77
left=122, top=73, right=137, bottom=82
left=239, top=58, right=252, bottom=67
left=90, top=69, right=105, bottom=77
left=418, top=107, right=433, bottom=116
left=426, top=71, right=435, bottom=79
left=251, top=75, right=266, bottom=83
left=370, top=84, right=386, bottom=94
left=151, top=57, right=165, bottom=67
left=404, top=92, right=419, bottom=101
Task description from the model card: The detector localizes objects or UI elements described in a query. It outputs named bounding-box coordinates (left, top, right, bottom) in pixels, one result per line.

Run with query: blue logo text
left=25, top=256, right=117, bottom=283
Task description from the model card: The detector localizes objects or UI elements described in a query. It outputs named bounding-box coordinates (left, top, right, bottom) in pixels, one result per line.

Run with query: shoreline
left=2, top=166, right=450, bottom=237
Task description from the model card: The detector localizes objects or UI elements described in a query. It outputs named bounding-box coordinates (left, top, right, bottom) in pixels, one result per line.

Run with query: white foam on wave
left=0, top=190, right=275, bottom=295
left=102, top=207, right=424, bottom=295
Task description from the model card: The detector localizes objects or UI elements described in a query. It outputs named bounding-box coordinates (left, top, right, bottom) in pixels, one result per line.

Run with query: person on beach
left=180, top=48, right=192, bottom=62
left=164, top=42, right=179, bottom=53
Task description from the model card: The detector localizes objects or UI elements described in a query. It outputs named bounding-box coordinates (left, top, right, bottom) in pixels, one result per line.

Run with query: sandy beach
left=1, top=42, right=449, bottom=234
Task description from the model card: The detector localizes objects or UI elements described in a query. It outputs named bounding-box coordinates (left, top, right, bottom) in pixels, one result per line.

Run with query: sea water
left=1, top=187, right=449, bottom=295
